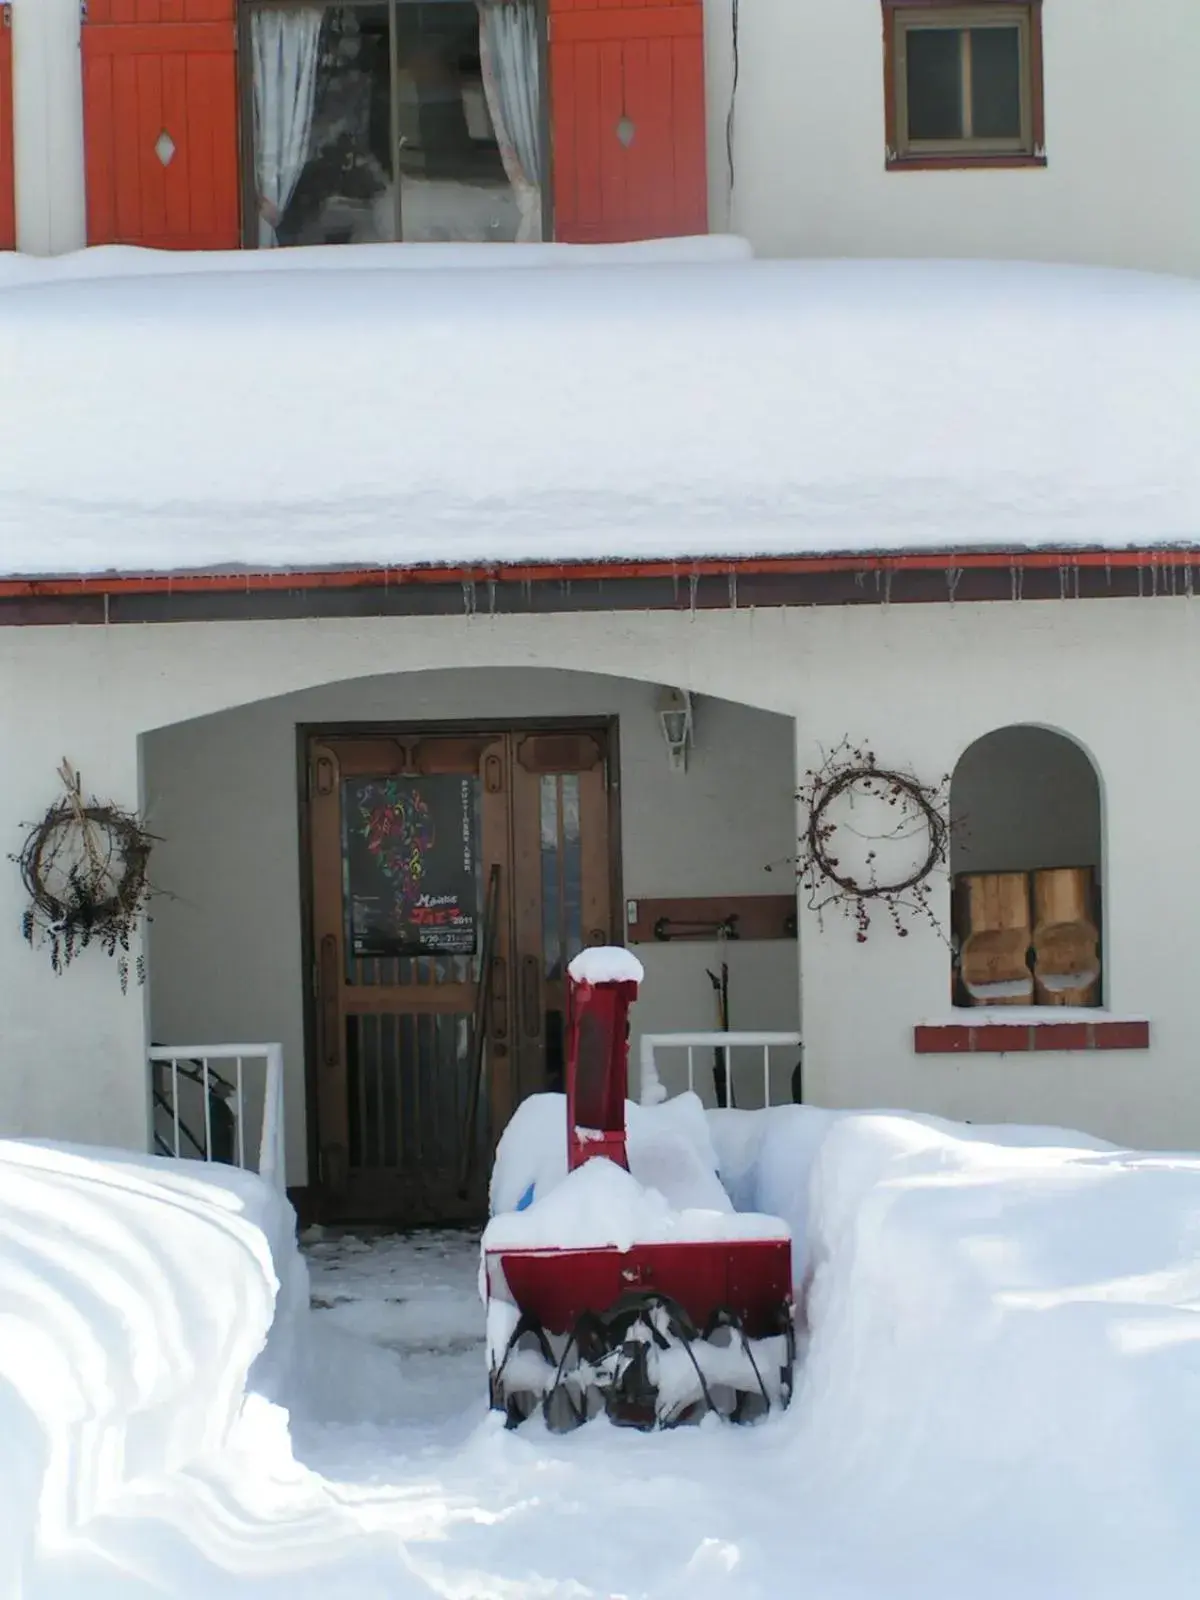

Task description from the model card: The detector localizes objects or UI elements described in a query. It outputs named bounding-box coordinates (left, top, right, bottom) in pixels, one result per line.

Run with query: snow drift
left=2, top=248, right=1199, bottom=577
left=489, top=1089, right=728, bottom=1220
left=0, top=1141, right=409, bottom=1599
left=4, top=1103, right=1200, bottom=1596
left=0, top=1142, right=296, bottom=1592
left=790, top=1112, right=1200, bottom=1593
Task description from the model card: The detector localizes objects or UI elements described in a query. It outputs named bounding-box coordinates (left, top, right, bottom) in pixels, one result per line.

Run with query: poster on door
left=342, top=774, right=478, bottom=958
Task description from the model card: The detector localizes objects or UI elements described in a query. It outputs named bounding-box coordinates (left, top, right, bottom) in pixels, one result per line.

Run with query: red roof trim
left=0, top=547, right=1195, bottom=598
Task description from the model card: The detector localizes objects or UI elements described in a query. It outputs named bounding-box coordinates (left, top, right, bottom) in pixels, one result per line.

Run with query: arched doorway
left=142, top=665, right=800, bottom=1224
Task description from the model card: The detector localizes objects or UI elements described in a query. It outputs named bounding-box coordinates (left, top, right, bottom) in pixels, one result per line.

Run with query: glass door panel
left=249, top=0, right=543, bottom=247
left=252, top=5, right=396, bottom=247
left=393, top=1, right=524, bottom=241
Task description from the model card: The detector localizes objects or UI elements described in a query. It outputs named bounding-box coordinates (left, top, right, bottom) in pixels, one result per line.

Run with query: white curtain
left=252, top=10, right=324, bottom=248
left=478, top=2, right=544, bottom=243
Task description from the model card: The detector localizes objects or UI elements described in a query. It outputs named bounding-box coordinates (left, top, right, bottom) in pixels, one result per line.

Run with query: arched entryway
left=142, top=665, right=800, bottom=1223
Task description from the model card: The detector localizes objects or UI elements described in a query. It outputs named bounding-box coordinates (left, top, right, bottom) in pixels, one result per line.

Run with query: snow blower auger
left=484, top=949, right=795, bottom=1433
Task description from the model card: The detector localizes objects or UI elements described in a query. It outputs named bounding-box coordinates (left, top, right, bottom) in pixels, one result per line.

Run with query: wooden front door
left=307, top=726, right=614, bottom=1225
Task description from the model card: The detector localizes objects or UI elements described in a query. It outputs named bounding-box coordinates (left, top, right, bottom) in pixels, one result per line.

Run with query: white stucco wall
left=0, top=596, right=1196, bottom=1173
left=141, top=670, right=799, bottom=1182
left=10, top=0, right=86, bottom=255
left=7, top=0, right=1199, bottom=275
left=705, top=0, right=1200, bottom=276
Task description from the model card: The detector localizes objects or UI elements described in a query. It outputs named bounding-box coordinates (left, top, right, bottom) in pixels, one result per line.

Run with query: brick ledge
left=914, top=1018, right=1150, bottom=1055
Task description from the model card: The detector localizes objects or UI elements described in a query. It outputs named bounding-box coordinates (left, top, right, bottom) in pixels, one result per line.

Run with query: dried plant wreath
left=12, top=761, right=155, bottom=990
left=792, top=740, right=951, bottom=941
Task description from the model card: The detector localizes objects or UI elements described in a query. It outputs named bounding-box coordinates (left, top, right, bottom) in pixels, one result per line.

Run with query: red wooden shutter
left=549, top=0, right=708, bottom=244
left=0, top=4, right=14, bottom=251
left=83, top=0, right=240, bottom=250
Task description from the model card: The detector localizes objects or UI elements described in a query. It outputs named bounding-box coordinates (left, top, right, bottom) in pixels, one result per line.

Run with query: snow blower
left=484, top=949, right=795, bottom=1432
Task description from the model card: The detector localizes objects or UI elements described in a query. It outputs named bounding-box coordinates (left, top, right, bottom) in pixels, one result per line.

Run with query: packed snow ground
left=2, top=241, right=1200, bottom=577
left=4, top=1104, right=1200, bottom=1598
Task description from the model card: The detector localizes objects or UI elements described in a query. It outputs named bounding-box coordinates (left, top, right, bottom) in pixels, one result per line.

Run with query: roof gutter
left=0, top=546, right=1196, bottom=598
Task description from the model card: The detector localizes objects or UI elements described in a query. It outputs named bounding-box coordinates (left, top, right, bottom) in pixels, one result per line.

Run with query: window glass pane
left=253, top=5, right=395, bottom=248
left=540, top=776, right=561, bottom=980
left=970, top=26, right=1023, bottom=140
left=561, top=775, right=583, bottom=970
left=395, top=1, right=537, bottom=241
left=905, top=27, right=964, bottom=141
left=539, top=773, right=583, bottom=979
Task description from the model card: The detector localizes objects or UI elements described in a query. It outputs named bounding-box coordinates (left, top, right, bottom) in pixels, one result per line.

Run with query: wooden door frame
left=295, top=715, right=622, bottom=1215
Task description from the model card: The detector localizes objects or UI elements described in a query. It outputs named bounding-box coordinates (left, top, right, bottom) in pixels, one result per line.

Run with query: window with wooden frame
left=883, top=1, right=1045, bottom=169
left=240, top=0, right=548, bottom=249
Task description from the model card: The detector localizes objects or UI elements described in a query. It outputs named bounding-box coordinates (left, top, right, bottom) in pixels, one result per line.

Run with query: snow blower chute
left=484, top=949, right=795, bottom=1432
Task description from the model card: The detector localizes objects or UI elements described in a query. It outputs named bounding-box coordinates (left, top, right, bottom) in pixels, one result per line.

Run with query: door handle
left=490, top=955, right=508, bottom=1045
left=522, top=954, right=542, bottom=1039
left=319, top=934, right=340, bottom=1068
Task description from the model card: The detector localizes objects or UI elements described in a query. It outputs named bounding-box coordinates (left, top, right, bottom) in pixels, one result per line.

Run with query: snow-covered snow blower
left=484, top=949, right=795, bottom=1432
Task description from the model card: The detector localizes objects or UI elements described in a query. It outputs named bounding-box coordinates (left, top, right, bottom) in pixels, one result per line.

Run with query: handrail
left=148, top=1043, right=285, bottom=1190
left=639, top=1031, right=802, bottom=1108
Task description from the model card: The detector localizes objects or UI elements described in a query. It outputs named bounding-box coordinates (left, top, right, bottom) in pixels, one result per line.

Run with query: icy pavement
left=302, top=1228, right=484, bottom=1432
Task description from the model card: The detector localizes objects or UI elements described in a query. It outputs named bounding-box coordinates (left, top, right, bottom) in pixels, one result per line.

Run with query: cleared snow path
left=302, top=1228, right=484, bottom=1431
left=290, top=1228, right=827, bottom=1600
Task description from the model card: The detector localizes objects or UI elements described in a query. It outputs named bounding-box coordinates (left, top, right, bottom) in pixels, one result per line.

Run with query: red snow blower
left=485, top=952, right=795, bottom=1432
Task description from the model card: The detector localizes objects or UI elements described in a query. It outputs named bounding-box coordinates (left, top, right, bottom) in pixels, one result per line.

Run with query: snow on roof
left=1, top=241, right=1198, bottom=580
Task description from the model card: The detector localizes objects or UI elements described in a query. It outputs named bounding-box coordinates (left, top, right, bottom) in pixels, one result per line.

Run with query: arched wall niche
left=950, top=726, right=1103, bottom=1009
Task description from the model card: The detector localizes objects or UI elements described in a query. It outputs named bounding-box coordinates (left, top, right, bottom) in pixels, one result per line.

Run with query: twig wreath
left=794, top=740, right=950, bottom=941
left=12, top=761, right=155, bottom=990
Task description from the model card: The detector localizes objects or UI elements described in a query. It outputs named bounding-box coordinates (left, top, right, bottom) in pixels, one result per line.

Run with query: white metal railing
left=148, top=1044, right=285, bottom=1191
left=639, top=1031, right=803, bottom=1110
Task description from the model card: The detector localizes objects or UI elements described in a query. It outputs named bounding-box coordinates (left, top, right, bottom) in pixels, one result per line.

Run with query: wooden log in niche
left=1032, top=867, right=1100, bottom=1007
left=958, top=872, right=1034, bottom=1006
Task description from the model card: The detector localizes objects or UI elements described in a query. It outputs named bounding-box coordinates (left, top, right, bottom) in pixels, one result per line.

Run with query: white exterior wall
left=141, top=670, right=799, bottom=1182
left=705, top=0, right=1200, bottom=276
left=10, top=0, right=86, bottom=255
left=7, top=1, right=1200, bottom=275
left=0, top=597, right=1196, bottom=1176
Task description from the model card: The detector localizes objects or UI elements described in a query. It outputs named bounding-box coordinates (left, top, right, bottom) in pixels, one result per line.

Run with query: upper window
left=883, top=2, right=1045, bottom=169
left=244, top=1, right=544, bottom=249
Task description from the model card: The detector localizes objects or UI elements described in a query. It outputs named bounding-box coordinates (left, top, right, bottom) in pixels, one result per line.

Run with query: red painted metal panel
left=490, top=1239, right=793, bottom=1338
left=83, top=2, right=239, bottom=249
left=0, top=5, right=14, bottom=252
left=550, top=0, right=708, bottom=243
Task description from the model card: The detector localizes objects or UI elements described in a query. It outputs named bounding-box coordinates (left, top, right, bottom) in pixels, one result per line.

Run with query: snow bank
left=779, top=1112, right=1200, bottom=1588
left=484, top=1157, right=788, bottom=1252
left=2, top=255, right=1198, bottom=577
left=709, top=1102, right=1118, bottom=1288
left=0, top=1140, right=348, bottom=1596
left=489, top=1090, right=725, bottom=1218
left=0, top=234, right=750, bottom=290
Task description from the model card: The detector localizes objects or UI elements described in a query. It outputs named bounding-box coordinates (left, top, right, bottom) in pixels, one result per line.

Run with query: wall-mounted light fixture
left=656, top=688, right=694, bottom=772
